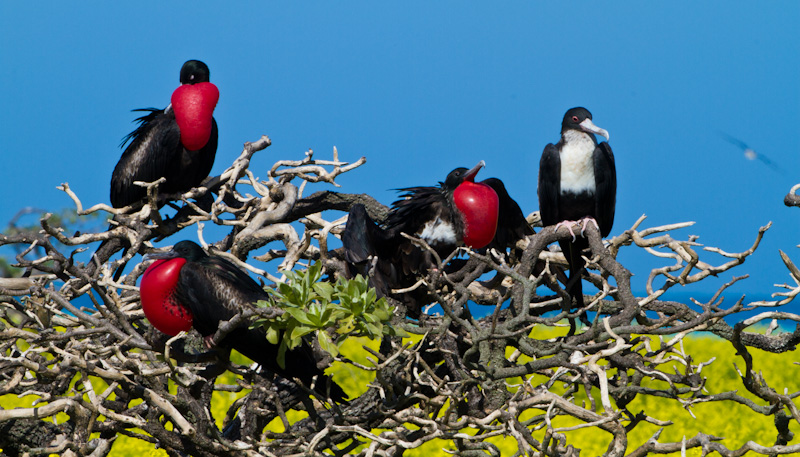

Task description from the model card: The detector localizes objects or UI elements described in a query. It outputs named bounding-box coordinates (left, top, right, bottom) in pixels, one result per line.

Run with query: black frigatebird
left=110, top=60, right=219, bottom=208
left=538, top=107, right=616, bottom=308
left=140, top=240, right=345, bottom=401
left=343, top=161, right=532, bottom=315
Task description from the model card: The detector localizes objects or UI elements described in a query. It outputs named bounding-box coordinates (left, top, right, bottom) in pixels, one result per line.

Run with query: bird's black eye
left=572, top=116, right=579, bottom=122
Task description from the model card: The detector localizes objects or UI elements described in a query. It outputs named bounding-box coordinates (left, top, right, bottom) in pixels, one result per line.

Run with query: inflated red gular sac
left=453, top=161, right=500, bottom=249
left=171, top=81, right=219, bottom=151
left=139, top=258, right=193, bottom=336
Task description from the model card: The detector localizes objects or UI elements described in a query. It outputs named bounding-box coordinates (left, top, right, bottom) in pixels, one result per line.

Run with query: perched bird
left=343, top=161, right=532, bottom=315
left=110, top=60, right=219, bottom=208
left=538, top=107, right=616, bottom=307
left=140, top=240, right=345, bottom=401
left=386, top=161, right=500, bottom=256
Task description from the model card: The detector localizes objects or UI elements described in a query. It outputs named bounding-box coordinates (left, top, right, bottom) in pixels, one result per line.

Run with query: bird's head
left=561, top=107, right=610, bottom=141
left=144, top=240, right=208, bottom=263
left=443, top=161, right=485, bottom=191
left=179, top=60, right=211, bottom=85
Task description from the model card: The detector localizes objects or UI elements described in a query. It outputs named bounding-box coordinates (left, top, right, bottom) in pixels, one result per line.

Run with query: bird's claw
left=204, top=335, right=216, bottom=349
left=579, top=217, right=599, bottom=237
left=555, top=218, right=599, bottom=241
left=554, top=220, right=579, bottom=242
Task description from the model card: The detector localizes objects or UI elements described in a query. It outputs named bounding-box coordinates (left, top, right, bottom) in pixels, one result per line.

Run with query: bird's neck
left=559, top=130, right=597, bottom=195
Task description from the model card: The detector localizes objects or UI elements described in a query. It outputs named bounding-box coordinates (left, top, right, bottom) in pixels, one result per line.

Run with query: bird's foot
left=578, top=217, right=600, bottom=237
left=203, top=335, right=216, bottom=349
left=554, top=220, right=580, bottom=242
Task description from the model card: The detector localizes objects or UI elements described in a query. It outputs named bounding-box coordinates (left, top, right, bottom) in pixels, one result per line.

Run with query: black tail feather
left=342, top=204, right=379, bottom=265
left=342, top=204, right=395, bottom=297
left=559, top=239, right=586, bottom=309
left=223, top=328, right=346, bottom=402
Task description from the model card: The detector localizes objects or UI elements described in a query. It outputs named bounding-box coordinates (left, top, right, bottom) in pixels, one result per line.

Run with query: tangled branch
left=1, top=140, right=800, bottom=456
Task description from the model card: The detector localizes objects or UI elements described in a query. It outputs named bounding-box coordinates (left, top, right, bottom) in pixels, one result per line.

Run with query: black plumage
left=343, top=169, right=468, bottom=316
left=145, top=241, right=345, bottom=401
left=538, top=107, right=616, bottom=307
left=110, top=60, right=218, bottom=208
left=481, top=177, right=535, bottom=252
left=343, top=164, right=532, bottom=316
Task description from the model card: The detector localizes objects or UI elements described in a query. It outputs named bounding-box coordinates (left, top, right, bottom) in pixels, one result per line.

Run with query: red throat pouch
left=171, top=82, right=219, bottom=151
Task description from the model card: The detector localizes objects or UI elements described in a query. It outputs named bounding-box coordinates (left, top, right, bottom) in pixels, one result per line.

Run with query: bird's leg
left=554, top=220, right=580, bottom=242
left=578, top=217, right=600, bottom=237
left=204, top=334, right=216, bottom=349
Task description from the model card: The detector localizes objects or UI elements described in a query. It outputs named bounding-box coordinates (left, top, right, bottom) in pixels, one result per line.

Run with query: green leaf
left=266, top=326, right=280, bottom=345
left=288, top=324, right=315, bottom=343
left=320, top=306, right=337, bottom=326
left=310, top=261, right=323, bottom=282
left=277, top=342, right=287, bottom=369
left=314, top=281, right=335, bottom=303
left=285, top=308, right=316, bottom=326
left=277, top=282, right=293, bottom=297
left=366, top=287, right=377, bottom=305
left=373, top=307, right=391, bottom=321
left=365, top=323, right=382, bottom=338
left=337, top=316, right=356, bottom=334
left=306, top=310, right=323, bottom=328
left=317, top=331, right=339, bottom=357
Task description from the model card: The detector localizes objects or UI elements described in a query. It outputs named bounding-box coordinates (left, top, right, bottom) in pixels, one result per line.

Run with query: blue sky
left=1, top=2, right=798, bottom=310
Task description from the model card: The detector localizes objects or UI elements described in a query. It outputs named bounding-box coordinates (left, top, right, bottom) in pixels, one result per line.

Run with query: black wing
left=720, top=132, right=750, bottom=151
left=537, top=143, right=561, bottom=228
left=119, top=108, right=162, bottom=149
left=201, top=254, right=266, bottom=297
left=342, top=204, right=398, bottom=296
left=384, top=186, right=448, bottom=236
left=175, top=256, right=266, bottom=337
left=593, top=142, right=616, bottom=237
left=164, top=118, right=218, bottom=196
left=110, top=108, right=181, bottom=208
left=342, top=204, right=392, bottom=264
left=186, top=117, right=218, bottom=190
left=481, top=178, right=534, bottom=250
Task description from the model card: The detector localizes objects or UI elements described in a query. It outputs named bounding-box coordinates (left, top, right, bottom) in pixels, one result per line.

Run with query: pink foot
left=579, top=217, right=599, bottom=237
left=204, top=335, right=216, bottom=349
left=554, top=220, right=579, bottom=242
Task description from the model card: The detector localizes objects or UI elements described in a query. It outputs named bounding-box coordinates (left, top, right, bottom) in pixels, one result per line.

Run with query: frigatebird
left=343, top=161, right=532, bottom=315
left=110, top=60, right=219, bottom=208
left=720, top=132, right=786, bottom=175
left=140, top=240, right=345, bottom=401
left=538, top=107, right=616, bottom=308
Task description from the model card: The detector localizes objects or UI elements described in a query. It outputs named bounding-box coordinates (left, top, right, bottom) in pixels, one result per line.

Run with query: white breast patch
left=419, top=217, right=457, bottom=245
left=559, top=130, right=597, bottom=195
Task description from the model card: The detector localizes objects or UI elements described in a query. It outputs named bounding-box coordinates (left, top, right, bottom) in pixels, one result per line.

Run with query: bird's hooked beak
left=142, top=249, right=179, bottom=262
left=579, top=118, right=610, bottom=141
left=463, top=160, right=486, bottom=182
